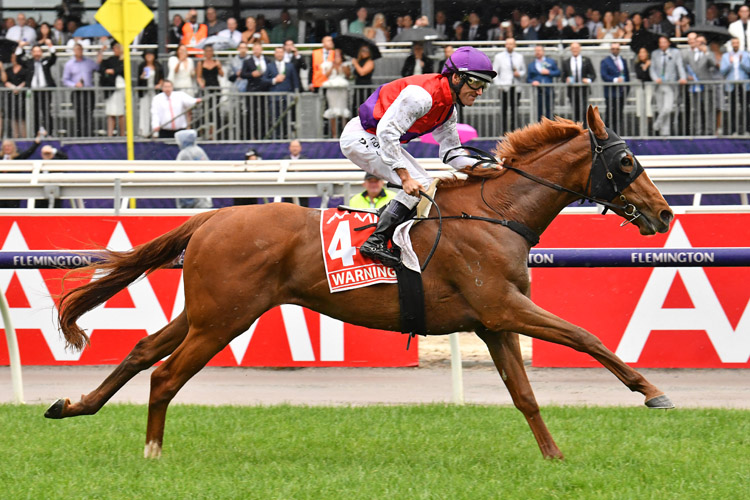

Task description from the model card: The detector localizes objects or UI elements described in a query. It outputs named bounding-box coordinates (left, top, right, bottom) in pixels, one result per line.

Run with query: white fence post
left=449, top=332, right=464, bottom=405
left=0, top=290, right=24, bottom=404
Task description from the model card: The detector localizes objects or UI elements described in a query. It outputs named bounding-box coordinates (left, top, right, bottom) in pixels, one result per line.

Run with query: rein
left=445, top=138, right=642, bottom=220
left=384, top=185, right=539, bottom=273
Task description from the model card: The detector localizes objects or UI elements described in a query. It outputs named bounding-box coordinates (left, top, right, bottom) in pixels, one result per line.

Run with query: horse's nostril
left=660, top=210, right=674, bottom=225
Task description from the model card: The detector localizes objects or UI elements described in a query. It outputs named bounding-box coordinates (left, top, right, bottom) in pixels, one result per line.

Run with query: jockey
left=339, top=46, right=498, bottom=267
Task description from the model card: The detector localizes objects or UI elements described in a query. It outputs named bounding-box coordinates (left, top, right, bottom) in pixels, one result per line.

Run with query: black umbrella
left=392, top=27, right=444, bottom=42
left=0, top=38, right=19, bottom=63
left=687, top=24, right=732, bottom=44
left=334, top=34, right=382, bottom=60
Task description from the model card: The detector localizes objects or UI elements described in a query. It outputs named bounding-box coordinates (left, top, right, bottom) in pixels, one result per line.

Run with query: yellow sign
left=95, top=0, right=153, bottom=45
left=95, top=0, right=154, bottom=208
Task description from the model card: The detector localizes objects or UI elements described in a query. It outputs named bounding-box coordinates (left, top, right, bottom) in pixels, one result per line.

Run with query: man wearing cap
left=340, top=46, right=499, bottom=267
left=349, top=173, right=396, bottom=210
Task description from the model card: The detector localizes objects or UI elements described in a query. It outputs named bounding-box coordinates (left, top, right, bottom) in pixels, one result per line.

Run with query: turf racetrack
left=2, top=404, right=748, bottom=499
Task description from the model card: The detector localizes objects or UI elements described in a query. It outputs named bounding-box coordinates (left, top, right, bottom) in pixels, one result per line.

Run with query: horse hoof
left=44, top=398, right=67, bottom=419
left=144, top=441, right=162, bottom=459
left=645, top=394, right=675, bottom=409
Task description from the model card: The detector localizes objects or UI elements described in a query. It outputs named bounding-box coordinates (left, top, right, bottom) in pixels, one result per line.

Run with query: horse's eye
left=620, top=156, right=634, bottom=173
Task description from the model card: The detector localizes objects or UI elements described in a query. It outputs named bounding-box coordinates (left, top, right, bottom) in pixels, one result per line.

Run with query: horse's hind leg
left=143, top=325, right=237, bottom=459
left=495, top=291, right=672, bottom=408
left=476, top=328, right=564, bottom=460
left=45, top=311, right=190, bottom=419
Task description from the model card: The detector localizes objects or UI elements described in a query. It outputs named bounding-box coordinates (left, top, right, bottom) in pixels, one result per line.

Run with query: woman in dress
left=621, top=18, right=634, bottom=41
left=242, top=16, right=270, bottom=45
left=370, top=13, right=389, bottom=43
left=350, top=44, right=375, bottom=114
left=321, top=49, right=351, bottom=138
left=634, top=46, right=654, bottom=135
left=100, top=41, right=126, bottom=136
left=36, top=22, right=54, bottom=46
left=168, top=44, right=196, bottom=96
left=196, top=45, right=224, bottom=139
left=597, top=11, right=623, bottom=40
left=2, top=53, right=29, bottom=138
left=137, top=49, right=163, bottom=137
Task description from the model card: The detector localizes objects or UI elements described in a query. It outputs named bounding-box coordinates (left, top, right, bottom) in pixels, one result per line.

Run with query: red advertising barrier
left=532, top=214, right=750, bottom=368
left=0, top=216, right=417, bottom=367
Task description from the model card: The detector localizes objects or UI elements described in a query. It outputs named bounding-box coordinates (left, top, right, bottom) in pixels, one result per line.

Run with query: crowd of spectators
left=2, top=3, right=750, bottom=140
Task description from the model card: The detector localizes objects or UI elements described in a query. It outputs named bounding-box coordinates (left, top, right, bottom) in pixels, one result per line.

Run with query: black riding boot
left=359, top=200, right=412, bottom=267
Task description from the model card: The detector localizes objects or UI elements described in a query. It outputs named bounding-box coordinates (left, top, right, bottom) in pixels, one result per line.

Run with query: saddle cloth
left=320, top=181, right=439, bottom=293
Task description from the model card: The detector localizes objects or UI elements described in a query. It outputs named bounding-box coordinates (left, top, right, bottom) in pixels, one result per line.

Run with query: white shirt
left=492, top=49, right=526, bottom=89
left=667, top=6, right=688, bottom=25
left=374, top=85, right=473, bottom=172
left=151, top=91, right=198, bottom=132
left=217, top=28, right=242, bottom=46
left=569, top=56, right=582, bottom=82
left=6, top=25, right=36, bottom=43
left=254, top=56, right=266, bottom=73
left=31, top=60, right=48, bottom=88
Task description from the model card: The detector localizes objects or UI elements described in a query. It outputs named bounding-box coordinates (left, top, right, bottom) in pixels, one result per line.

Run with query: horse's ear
left=586, top=105, right=608, bottom=140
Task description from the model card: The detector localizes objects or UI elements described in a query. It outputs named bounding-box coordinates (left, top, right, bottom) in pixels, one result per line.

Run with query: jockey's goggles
left=462, top=74, right=490, bottom=91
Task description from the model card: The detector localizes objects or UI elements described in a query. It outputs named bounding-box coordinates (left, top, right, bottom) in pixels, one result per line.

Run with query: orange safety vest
left=181, top=23, right=208, bottom=47
left=311, top=48, right=335, bottom=89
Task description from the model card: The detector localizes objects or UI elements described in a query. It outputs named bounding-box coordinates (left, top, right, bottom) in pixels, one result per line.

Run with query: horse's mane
left=441, top=117, right=585, bottom=188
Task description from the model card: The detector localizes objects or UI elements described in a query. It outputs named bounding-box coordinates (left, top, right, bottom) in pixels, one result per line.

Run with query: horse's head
left=586, top=106, right=673, bottom=235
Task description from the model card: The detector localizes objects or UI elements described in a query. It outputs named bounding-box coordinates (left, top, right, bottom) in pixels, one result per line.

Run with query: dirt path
left=4, top=329, right=746, bottom=409
left=3, top=363, right=748, bottom=409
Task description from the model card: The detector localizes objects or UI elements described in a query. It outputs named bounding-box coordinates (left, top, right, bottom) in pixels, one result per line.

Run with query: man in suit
left=465, top=12, right=486, bottom=42
left=560, top=41, right=596, bottom=123
left=650, top=35, right=687, bottom=136
left=283, top=39, right=307, bottom=85
left=269, top=46, right=300, bottom=139
left=682, top=32, right=718, bottom=135
left=24, top=44, right=57, bottom=134
left=648, top=9, right=675, bottom=37
left=720, top=37, right=750, bottom=134
left=600, top=42, right=630, bottom=133
left=516, top=14, right=539, bottom=41
left=493, top=37, right=526, bottom=132
left=241, top=41, right=273, bottom=139
left=434, top=10, right=453, bottom=40
left=728, top=5, right=750, bottom=51
left=527, top=44, right=561, bottom=120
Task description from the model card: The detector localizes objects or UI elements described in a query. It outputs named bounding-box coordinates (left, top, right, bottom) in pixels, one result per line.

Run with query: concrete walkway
left=2, top=366, right=748, bottom=409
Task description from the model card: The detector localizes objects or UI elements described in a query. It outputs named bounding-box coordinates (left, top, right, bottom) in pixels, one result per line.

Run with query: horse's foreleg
left=45, top=311, right=190, bottom=420
left=493, top=292, right=673, bottom=408
left=476, top=328, right=564, bottom=460
left=143, top=326, right=234, bottom=459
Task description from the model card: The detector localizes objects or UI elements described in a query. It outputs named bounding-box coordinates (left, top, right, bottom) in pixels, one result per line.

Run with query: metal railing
left=1, top=157, right=749, bottom=213
left=2, top=80, right=750, bottom=141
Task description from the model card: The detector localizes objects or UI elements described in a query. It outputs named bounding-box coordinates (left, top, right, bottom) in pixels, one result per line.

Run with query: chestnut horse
left=46, top=107, right=674, bottom=460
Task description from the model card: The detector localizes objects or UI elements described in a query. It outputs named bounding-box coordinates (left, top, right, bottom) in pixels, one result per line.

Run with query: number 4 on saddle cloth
left=320, top=193, right=434, bottom=342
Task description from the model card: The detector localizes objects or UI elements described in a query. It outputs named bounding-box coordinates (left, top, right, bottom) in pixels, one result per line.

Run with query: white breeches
left=339, top=117, right=432, bottom=209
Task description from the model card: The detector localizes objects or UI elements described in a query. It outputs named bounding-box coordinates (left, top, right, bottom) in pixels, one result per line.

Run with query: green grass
left=1, top=404, right=748, bottom=499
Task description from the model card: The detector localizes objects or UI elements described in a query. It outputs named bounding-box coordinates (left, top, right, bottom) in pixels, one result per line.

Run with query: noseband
left=447, top=128, right=645, bottom=224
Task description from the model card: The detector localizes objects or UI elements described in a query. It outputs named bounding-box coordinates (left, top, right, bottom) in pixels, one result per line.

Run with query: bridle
left=445, top=127, right=646, bottom=226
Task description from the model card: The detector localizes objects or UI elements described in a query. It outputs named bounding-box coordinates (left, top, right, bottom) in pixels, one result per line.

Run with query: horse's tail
left=58, top=210, right=218, bottom=351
